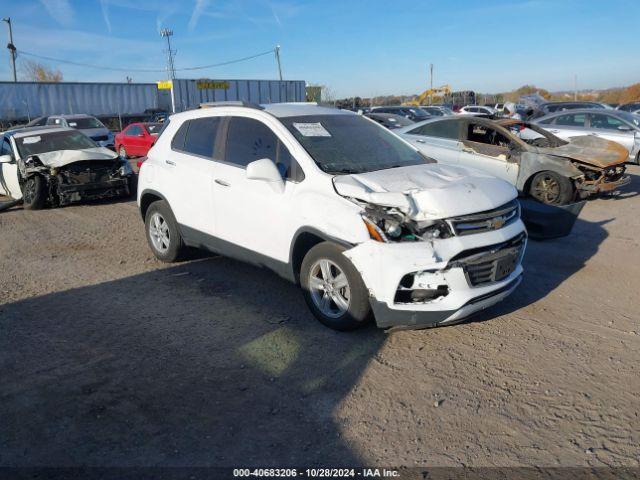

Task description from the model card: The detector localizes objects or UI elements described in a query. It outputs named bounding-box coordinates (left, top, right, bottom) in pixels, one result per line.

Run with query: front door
left=459, top=122, right=519, bottom=184
left=211, top=116, right=301, bottom=264
left=587, top=113, right=635, bottom=154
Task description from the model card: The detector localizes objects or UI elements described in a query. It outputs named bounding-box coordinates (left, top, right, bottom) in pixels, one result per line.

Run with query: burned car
left=397, top=116, right=629, bottom=205
left=0, top=127, right=134, bottom=210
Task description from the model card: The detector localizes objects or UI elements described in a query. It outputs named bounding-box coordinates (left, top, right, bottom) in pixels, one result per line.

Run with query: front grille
left=448, top=200, right=519, bottom=236
left=91, top=135, right=109, bottom=142
left=449, top=233, right=526, bottom=287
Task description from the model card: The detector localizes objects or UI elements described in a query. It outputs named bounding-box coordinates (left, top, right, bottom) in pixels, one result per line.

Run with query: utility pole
left=573, top=74, right=577, bottom=101
left=160, top=28, right=176, bottom=80
left=275, top=45, right=283, bottom=81
left=2, top=17, right=17, bottom=82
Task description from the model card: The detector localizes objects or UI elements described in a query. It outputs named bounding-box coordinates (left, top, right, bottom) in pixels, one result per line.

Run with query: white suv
left=137, top=102, right=527, bottom=331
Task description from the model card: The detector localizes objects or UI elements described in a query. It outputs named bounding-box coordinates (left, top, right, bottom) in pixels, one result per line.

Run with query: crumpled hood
left=537, top=136, right=628, bottom=168
left=333, top=163, right=517, bottom=221
left=32, top=147, right=120, bottom=168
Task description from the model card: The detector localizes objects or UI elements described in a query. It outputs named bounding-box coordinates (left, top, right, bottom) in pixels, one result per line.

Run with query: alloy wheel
left=308, top=259, right=351, bottom=318
left=532, top=174, right=560, bottom=204
left=149, top=212, right=170, bottom=253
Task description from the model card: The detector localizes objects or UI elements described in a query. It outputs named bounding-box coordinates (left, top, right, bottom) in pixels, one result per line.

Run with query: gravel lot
left=1, top=168, right=639, bottom=468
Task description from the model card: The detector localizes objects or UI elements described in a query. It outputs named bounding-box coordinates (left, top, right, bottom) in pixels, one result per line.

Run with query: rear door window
left=554, top=113, right=586, bottom=127
left=174, top=117, right=221, bottom=158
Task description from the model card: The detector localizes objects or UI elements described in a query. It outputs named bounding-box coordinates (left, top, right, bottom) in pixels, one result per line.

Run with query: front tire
left=145, top=200, right=185, bottom=262
left=119, top=145, right=128, bottom=159
left=529, top=171, right=573, bottom=205
left=21, top=175, right=47, bottom=210
left=300, top=242, right=371, bottom=331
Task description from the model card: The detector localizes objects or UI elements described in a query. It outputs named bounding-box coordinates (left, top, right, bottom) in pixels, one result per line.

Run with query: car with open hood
left=0, top=126, right=135, bottom=209
left=138, top=102, right=526, bottom=331
left=396, top=116, right=629, bottom=205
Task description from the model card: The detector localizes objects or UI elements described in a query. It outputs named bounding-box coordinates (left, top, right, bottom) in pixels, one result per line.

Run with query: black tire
left=529, top=170, right=573, bottom=205
left=300, top=242, right=371, bottom=331
left=21, top=175, right=47, bottom=210
left=144, top=200, right=185, bottom=262
left=119, top=145, right=128, bottom=159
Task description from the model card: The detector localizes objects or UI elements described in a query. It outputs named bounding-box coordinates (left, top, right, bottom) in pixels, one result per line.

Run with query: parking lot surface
left=1, top=168, right=639, bottom=468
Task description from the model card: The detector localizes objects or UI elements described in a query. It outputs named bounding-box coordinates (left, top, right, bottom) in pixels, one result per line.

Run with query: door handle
left=549, top=129, right=559, bottom=133
left=462, top=148, right=474, bottom=153
left=415, top=139, right=426, bottom=144
left=214, top=179, right=230, bottom=187
left=165, top=160, right=176, bottom=166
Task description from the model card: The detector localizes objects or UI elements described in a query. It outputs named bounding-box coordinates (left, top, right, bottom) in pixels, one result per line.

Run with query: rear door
left=210, top=115, right=302, bottom=263
left=459, top=121, right=519, bottom=184
left=401, top=119, right=462, bottom=166
left=161, top=117, right=222, bottom=236
left=541, top=112, right=588, bottom=140
left=587, top=113, right=635, bottom=154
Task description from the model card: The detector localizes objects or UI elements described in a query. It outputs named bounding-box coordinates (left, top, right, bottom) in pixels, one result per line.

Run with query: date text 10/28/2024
left=233, top=468, right=400, bottom=478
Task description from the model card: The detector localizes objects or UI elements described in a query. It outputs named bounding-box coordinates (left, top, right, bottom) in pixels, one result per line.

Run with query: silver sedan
left=532, top=109, right=640, bottom=163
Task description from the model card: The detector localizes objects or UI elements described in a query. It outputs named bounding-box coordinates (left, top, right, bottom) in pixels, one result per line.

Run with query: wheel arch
left=139, top=189, right=167, bottom=220
left=289, top=227, right=353, bottom=285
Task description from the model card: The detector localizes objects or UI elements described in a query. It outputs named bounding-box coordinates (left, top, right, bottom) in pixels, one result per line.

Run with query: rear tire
left=300, top=242, right=371, bottom=331
left=529, top=171, right=573, bottom=205
left=145, top=200, right=185, bottom=262
left=21, top=175, right=47, bottom=210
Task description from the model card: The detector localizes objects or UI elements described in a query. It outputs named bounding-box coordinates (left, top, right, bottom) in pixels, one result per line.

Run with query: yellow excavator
left=403, top=84, right=452, bottom=106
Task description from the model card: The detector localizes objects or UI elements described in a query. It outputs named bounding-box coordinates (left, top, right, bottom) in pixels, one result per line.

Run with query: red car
left=115, top=122, right=162, bottom=159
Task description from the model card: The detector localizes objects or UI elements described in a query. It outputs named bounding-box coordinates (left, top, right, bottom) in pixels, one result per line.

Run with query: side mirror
left=0, top=154, right=12, bottom=163
left=246, top=158, right=285, bottom=193
left=617, top=125, right=632, bottom=132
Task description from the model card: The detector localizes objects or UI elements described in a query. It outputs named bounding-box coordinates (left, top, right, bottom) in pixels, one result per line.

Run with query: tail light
left=136, top=157, right=147, bottom=169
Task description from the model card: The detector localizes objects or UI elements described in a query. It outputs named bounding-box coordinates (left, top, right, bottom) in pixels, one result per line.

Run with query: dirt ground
left=0, top=168, right=639, bottom=469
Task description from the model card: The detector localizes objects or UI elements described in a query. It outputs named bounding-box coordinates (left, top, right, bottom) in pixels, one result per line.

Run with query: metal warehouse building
left=0, top=78, right=307, bottom=124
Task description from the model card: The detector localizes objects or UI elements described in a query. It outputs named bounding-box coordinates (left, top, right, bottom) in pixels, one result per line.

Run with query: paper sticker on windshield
left=292, top=122, right=331, bottom=137
left=21, top=136, right=41, bottom=144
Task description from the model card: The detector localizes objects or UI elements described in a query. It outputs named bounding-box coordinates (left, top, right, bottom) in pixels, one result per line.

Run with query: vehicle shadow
left=0, top=258, right=385, bottom=467
left=468, top=214, right=610, bottom=323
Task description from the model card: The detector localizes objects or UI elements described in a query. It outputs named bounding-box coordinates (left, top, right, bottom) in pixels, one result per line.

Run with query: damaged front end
left=333, top=165, right=527, bottom=330
left=19, top=154, right=133, bottom=207
left=572, top=161, right=630, bottom=196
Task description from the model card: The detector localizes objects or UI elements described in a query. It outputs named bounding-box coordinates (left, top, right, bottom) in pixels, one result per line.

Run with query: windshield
left=146, top=123, right=163, bottom=134
left=617, top=112, right=640, bottom=128
left=67, top=117, right=104, bottom=129
left=15, top=130, right=98, bottom=157
left=282, top=114, right=431, bottom=175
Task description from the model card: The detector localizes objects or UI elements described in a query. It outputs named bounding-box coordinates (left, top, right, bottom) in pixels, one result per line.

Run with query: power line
left=15, top=48, right=275, bottom=74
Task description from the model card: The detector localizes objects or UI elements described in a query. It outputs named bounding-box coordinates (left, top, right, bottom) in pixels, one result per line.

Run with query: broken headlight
left=362, top=206, right=452, bottom=243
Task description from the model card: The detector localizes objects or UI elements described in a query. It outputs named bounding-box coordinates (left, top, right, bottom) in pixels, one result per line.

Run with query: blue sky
left=0, top=0, right=638, bottom=97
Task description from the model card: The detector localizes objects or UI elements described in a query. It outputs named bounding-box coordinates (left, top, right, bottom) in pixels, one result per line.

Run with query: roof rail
left=199, top=101, right=264, bottom=110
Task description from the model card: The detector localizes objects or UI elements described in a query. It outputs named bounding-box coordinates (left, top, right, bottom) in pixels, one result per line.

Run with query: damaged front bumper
left=57, top=177, right=130, bottom=206
left=343, top=220, right=526, bottom=330
left=580, top=174, right=631, bottom=194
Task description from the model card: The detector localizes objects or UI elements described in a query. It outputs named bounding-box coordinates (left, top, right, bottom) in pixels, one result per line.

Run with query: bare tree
left=20, top=59, right=63, bottom=82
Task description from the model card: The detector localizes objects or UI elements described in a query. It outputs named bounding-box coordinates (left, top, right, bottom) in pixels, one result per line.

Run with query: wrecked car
left=397, top=116, right=630, bottom=205
left=138, top=102, right=527, bottom=331
left=0, top=126, right=135, bottom=210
